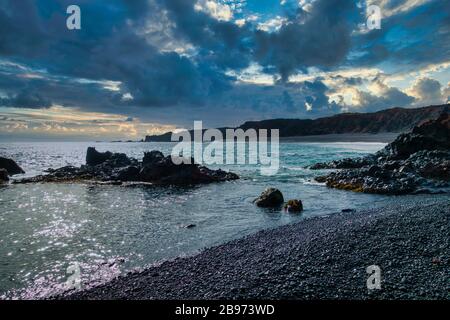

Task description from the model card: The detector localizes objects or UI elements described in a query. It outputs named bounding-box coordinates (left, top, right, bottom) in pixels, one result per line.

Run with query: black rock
left=15, top=148, right=239, bottom=186
left=142, top=151, right=165, bottom=166
left=310, top=156, right=375, bottom=170
left=0, top=156, right=25, bottom=175
left=283, top=199, right=303, bottom=212
left=380, top=112, right=450, bottom=159
left=86, top=147, right=113, bottom=166
left=310, top=113, right=450, bottom=195
left=0, top=168, right=9, bottom=182
left=253, top=188, right=284, bottom=207
left=114, top=166, right=140, bottom=181
left=106, top=153, right=133, bottom=168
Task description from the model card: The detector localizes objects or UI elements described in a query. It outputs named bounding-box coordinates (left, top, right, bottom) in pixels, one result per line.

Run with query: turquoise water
left=0, top=141, right=391, bottom=298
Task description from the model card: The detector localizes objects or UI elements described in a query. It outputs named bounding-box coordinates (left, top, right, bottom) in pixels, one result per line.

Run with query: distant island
left=144, top=104, right=449, bottom=142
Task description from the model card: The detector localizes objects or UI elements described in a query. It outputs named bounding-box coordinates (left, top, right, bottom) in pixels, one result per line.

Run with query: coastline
left=280, top=133, right=399, bottom=143
left=60, top=195, right=449, bottom=300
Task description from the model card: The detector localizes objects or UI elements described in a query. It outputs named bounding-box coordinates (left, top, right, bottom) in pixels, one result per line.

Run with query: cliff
left=144, top=104, right=449, bottom=142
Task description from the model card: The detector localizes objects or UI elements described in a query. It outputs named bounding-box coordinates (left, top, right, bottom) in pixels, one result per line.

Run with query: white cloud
left=195, top=0, right=233, bottom=21
left=257, top=16, right=286, bottom=32
left=407, top=77, right=446, bottom=105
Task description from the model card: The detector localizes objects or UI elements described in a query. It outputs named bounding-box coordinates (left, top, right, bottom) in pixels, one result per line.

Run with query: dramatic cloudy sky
left=0, top=0, right=449, bottom=140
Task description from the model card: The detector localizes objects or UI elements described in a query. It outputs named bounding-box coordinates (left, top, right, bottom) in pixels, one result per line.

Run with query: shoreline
left=60, top=195, right=449, bottom=300
left=280, top=133, right=399, bottom=143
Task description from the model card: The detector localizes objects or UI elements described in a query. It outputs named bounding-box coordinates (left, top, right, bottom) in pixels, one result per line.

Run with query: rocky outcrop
left=86, top=147, right=132, bottom=167
left=311, top=113, right=450, bottom=195
left=0, top=168, right=9, bottom=183
left=310, top=156, right=375, bottom=170
left=253, top=188, right=284, bottom=207
left=0, top=157, right=25, bottom=175
left=284, top=199, right=303, bottom=213
left=15, top=148, right=238, bottom=186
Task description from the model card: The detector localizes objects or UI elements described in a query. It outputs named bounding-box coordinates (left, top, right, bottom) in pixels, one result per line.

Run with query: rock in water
left=0, top=168, right=9, bottom=182
left=15, top=148, right=239, bottom=186
left=0, top=157, right=25, bottom=175
left=284, top=199, right=303, bottom=212
left=142, top=150, right=165, bottom=166
left=253, top=188, right=284, bottom=207
left=86, top=147, right=113, bottom=166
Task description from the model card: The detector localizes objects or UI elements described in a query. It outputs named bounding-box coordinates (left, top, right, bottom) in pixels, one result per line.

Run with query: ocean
left=0, top=141, right=393, bottom=298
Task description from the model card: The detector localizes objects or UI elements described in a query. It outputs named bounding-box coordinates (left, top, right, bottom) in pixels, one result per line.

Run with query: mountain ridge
left=145, top=104, right=449, bottom=142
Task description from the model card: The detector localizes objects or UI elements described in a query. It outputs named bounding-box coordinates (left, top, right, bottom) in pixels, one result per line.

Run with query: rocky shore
left=0, top=156, right=24, bottom=184
left=13, top=147, right=239, bottom=186
left=311, top=113, right=450, bottom=195
left=59, top=196, right=449, bottom=300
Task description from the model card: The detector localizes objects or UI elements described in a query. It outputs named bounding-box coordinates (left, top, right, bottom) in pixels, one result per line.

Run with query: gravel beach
left=61, top=196, right=449, bottom=300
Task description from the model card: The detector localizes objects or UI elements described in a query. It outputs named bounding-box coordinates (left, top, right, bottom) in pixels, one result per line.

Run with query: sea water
left=0, top=141, right=391, bottom=298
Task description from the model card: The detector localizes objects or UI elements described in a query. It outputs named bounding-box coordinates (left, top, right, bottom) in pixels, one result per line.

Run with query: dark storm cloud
left=254, top=0, right=361, bottom=80
left=0, top=0, right=447, bottom=125
left=0, top=91, right=52, bottom=109
left=210, top=79, right=343, bottom=121
left=162, top=0, right=253, bottom=71
left=351, top=0, right=450, bottom=69
left=0, top=0, right=361, bottom=114
left=298, top=80, right=341, bottom=115
left=0, top=69, right=119, bottom=112
left=330, top=75, right=364, bottom=86
left=0, top=0, right=240, bottom=111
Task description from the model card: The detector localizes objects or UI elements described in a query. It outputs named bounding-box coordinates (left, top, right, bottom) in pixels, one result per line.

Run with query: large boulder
left=86, top=147, right=113, bottom=166
left=253, top=188, right=284, bottom=207
left=284, top=199, right=303, bottom=213
left=0, top=157, right=25, bottom=175
left=0, top=168, right=9, bottom=182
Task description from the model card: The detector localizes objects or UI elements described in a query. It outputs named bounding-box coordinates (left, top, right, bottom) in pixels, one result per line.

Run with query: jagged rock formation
left=15, top=148, right=238, bottom=186
left=312, top=113, right=450, bottom=195
left=0, top=156, right=25, bottom=175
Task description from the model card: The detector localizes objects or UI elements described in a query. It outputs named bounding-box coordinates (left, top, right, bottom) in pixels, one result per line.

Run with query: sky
left=0, top=0, right=449, bottom=141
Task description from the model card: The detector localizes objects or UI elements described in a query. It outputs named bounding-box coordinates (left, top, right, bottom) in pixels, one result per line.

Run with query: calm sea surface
left=0, top=141, right=393, bottom=298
